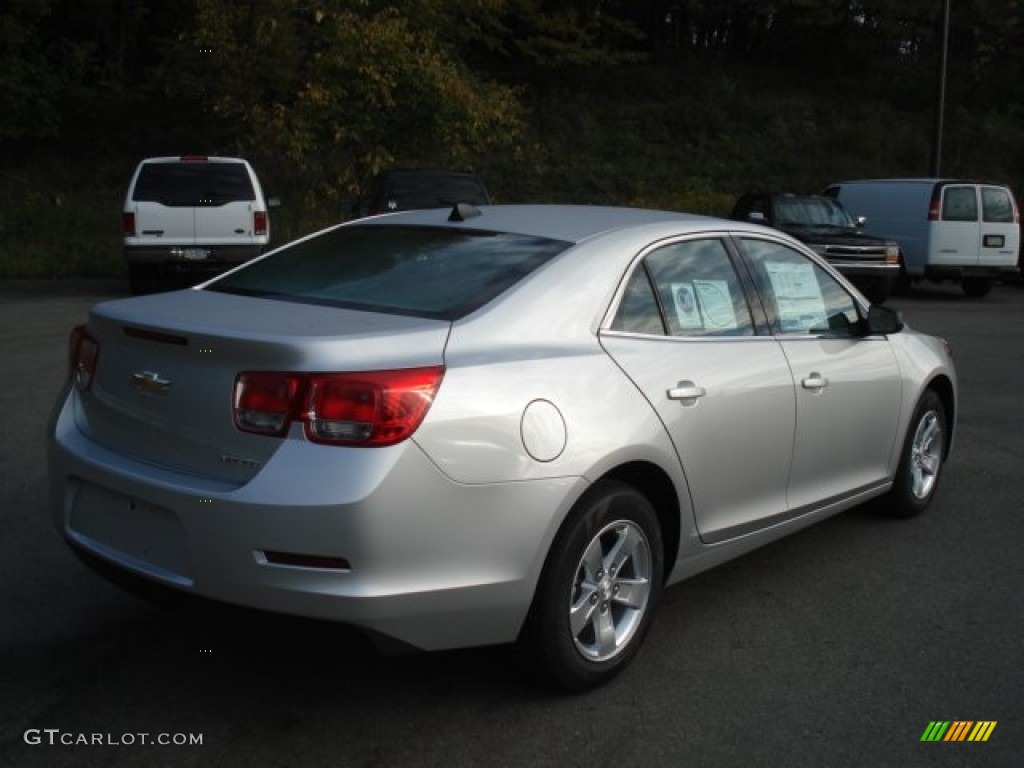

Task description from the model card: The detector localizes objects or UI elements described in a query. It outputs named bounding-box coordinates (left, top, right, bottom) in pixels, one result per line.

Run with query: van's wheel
left=962, top=277, right=992, bottom=297
left=517, top=480, right=663, bottom=692
left=883, top=389, right=948, bottom=518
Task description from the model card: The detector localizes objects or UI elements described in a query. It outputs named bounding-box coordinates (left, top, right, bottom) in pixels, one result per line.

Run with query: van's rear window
left=133, top=163, right=255, bottom=207
left=206, top=225, right=570, bottom=321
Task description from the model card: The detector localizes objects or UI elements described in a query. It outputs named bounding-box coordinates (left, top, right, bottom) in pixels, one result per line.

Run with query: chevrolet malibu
left=50, top=204, right=956, bottom=691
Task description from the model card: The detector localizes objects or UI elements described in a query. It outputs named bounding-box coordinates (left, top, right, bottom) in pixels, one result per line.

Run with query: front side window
left=612, top=239, right=754, bottom=337
left=207, top=225, right=569, bottom=321
left=981, top=186, right=1014, bottom=223
left=741, top=239, right=859, bottom=335
left=942, top=186, right=979, bottom=222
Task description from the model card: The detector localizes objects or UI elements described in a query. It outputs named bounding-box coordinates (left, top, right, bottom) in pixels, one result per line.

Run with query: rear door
left=600, top=236, right=796, bottom=544
left=191, top=161, right=259, bottom=248
left=978, top=185, right=1020, bottom=269
left=931, top=184, right=981, bottom=267
left=129, top=161, right=197, bottom=246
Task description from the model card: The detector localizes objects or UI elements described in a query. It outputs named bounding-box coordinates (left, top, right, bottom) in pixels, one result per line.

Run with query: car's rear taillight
left=233, top=367, right=444, bottom=447
left=123, top=212, right=136, bottom=236
left=253, top=210, right=268, bottom=235
left=233, top=373, right=303, bottom=436
left=69, top=325, right=100, bottom=391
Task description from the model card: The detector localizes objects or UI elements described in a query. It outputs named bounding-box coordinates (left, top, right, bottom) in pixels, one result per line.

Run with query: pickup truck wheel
left=861, top=276, right=891, bottom=304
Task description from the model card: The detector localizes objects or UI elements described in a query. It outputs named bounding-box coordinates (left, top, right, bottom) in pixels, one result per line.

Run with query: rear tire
left=961, top=277, right=992, bottom=297
left=883, top=389, right=948, bottom=518
left=517, top=480, right=663, bottom=692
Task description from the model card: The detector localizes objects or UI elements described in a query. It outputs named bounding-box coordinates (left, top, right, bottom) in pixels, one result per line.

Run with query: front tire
left=517, top=480, right=663, bottom=692
left=884, top=389, right=948, bottom=518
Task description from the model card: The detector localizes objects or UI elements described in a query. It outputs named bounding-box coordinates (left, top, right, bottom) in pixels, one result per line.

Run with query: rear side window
left=132, top=163, right=255, bottom=207
left=981, top=187, right=1014, bottom=223
left=207, top=225, right=569, bottom=320
left=612, top=239, right=754, bottom=337
left=941, top=187, right=978, bottom=222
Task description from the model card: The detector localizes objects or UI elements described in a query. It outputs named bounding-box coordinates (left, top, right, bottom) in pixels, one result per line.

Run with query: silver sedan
left=49, top=204, right=956, bottom=691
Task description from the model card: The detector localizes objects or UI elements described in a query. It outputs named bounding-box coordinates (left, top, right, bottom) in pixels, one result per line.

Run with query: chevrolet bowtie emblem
left=132, top=371, right=172, bottom=394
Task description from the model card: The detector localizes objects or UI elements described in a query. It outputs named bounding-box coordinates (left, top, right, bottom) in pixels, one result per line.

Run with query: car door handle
left=801, top=373, right=829, bottom=391
left=667, top=381, right=706, bottom=402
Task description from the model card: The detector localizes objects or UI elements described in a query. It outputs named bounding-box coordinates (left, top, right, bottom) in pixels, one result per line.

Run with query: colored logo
left=921, top=721, right=997, bottom=742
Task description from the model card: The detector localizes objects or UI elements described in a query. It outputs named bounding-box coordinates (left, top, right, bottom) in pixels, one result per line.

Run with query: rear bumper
left=124, top=244, right=265, bottom=267
left=48, top=392, right=580, bottom=651
left=923, top=265, right=1019, bottom=280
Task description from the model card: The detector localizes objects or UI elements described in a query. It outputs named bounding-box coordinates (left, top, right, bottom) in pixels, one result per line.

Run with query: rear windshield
left=132, top=162, right=255, bottom=206
left=206, top=225, right=570, bottom=320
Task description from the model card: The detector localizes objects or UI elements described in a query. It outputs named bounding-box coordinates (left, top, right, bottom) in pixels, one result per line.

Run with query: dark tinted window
left=774, top=198, right=853, bottom=227
left=132, top=162, right=255, bottom=207
left=207, top=226, right=569, bottom=320
left=981, top=186, right=1014, bottom=223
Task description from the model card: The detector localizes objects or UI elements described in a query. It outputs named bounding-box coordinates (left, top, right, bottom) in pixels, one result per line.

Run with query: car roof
left=352, top=204, right=720, bottom=244
left=139, top=156, right=249, bottom=164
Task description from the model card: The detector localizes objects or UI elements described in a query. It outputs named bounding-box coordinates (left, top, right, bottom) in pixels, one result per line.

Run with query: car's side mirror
left=747, top=211, right=768, bottom=224
left=854, top=215, right=867, bottom=228
left=267, top=196, right=282, bottom=208
left=865, top=304, right=904, bottom=335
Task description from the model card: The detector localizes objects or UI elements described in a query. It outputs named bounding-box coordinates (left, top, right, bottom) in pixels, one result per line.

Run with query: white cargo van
left=823, top=179, right=1020, bottom=297
left=123, top=156, right=270, bottom=293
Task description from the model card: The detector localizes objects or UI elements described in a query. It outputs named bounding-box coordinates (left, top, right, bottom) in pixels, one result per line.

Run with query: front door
left=738, top=237, right=902, bottom=510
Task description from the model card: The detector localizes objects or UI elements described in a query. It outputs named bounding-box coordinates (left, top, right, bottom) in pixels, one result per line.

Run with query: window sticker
left=671, top=282, right=703, bottom=329
left=693, top=279, right=739, bottom=330
left=671, top=280, right=740, bottom=332
left=765, top=261, right=826, bottom=332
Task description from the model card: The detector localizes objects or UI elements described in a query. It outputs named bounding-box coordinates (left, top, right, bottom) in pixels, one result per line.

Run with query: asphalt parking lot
left=1, top=280, right=1021, bottom=767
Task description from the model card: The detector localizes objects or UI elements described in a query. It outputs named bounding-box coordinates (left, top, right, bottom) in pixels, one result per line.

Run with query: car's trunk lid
left=75, top=289, right=451, bottom=485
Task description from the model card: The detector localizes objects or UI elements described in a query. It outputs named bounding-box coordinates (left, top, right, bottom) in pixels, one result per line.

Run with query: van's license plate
left=181, top=248, right=210, bottom=261
left=983, top=235, right=1005, bottom=248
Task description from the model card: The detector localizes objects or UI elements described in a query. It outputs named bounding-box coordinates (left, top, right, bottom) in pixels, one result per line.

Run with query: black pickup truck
left=731, top=192, right=901, bottom=303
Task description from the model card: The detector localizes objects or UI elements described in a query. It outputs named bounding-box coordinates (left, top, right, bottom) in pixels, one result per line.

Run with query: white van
left=823, top=179, right=1020, bottom=297
left=123, top=156, right=270, bottom=293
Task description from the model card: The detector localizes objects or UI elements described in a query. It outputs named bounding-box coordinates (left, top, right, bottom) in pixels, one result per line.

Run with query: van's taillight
left=233, top=367, right=445, bottom=447
left=928, top=198, right=941, bottom=221
left=69, top=325, right=100, bottom=391
left=253, top=210, right=268, bottom=235
left=123, top=212, right=136, bottom=236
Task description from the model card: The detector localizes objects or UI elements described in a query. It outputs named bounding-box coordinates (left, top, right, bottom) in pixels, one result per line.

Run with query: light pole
left=931, top=0, right=951, bottom=177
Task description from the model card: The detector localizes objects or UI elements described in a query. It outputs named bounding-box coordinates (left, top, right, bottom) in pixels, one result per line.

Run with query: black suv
left=361, top=169, right=490, bottom=216
left=731, top=192, right=901, bottom=303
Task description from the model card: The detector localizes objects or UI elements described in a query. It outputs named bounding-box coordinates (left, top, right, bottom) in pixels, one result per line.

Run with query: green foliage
left=2, top=0, right=1024, bottom=278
